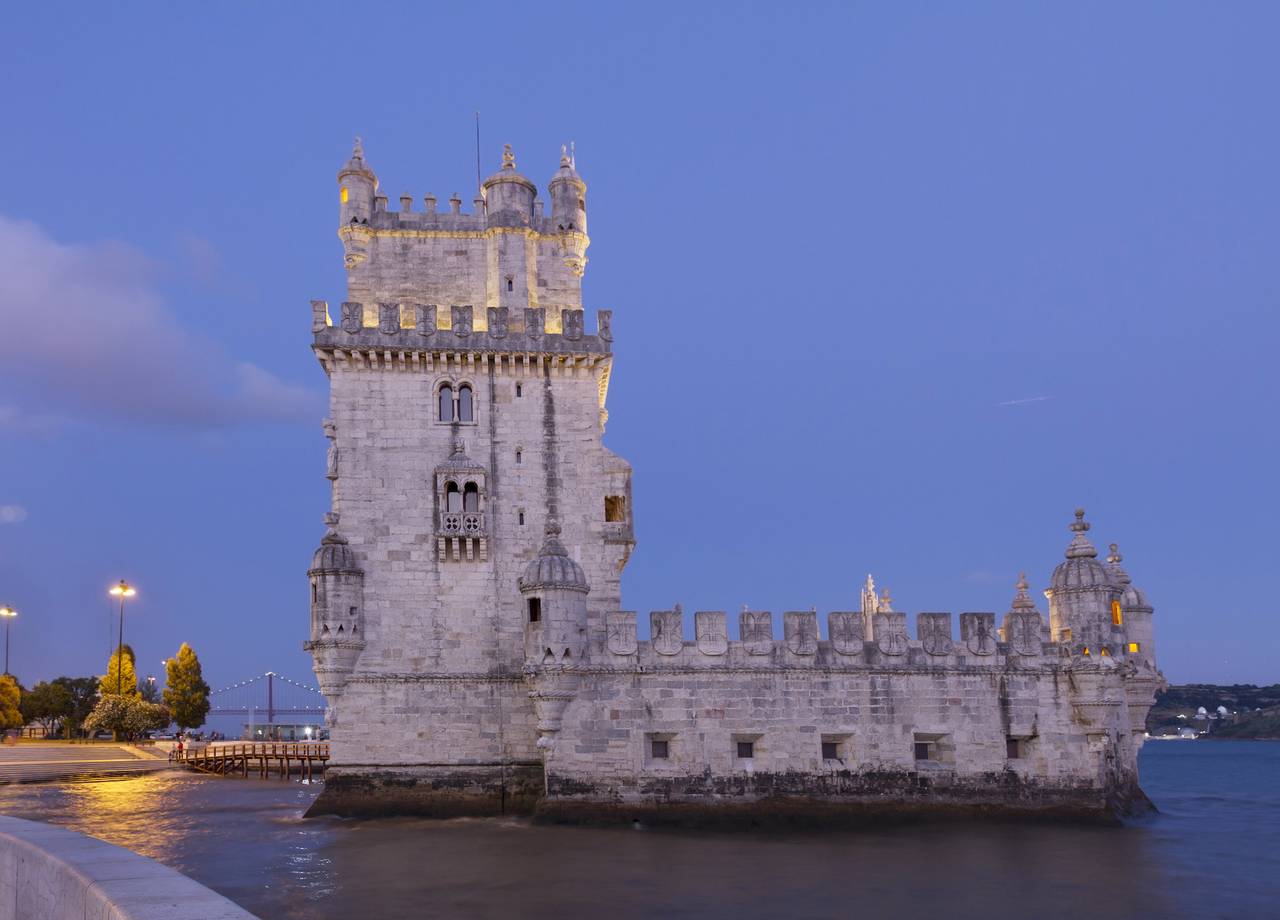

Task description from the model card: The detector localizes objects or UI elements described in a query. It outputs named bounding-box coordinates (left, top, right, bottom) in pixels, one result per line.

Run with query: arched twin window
left=437, top=383, right=475, bottom=422
left=444, top=480, right=480, bottom=512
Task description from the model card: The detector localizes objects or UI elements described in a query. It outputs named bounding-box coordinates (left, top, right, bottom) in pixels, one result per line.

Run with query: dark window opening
left=822, top=741, right=839, bottom=760
left=516, top=450, right=522, bottom=464
left=463, top=481, right=479, bottom=512
left=458, top=385, right=474, bottom=422
left=577, top=198, right=585, bottom=210
left=604, top=495, right=626, bottom=522
left=527, top=597, right=541, bottom=623
left=438, top=384, right=454, bottom=421
left=445, top=481, right=462, bottom=512
left=651, top=740, right=669, bottom=759
left=736, top=741, right=754, bottom=759
left=1006, top=738, right=1024, bottom=759
left=507, top=278, right=514, bottom=292
left=518, top=511, right=525, bottom=526
left=516, top=383, right=523, bottom=398
left=914, top=742, right=932, bottom=762
left=310, top=583, right=317, bottom=604
left=349, top=606, right=357, bottom=618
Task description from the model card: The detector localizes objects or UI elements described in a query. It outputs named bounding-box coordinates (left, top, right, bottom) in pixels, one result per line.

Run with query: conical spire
left=1010, top=572, right=1038, bottom=611
left=1065, top=508, right=1098, bottom=559
left=340, top=135, right=376, bottom=181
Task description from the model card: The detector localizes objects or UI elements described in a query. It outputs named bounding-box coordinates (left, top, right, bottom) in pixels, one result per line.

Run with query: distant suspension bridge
left=208, top=672, right=327, bottom=729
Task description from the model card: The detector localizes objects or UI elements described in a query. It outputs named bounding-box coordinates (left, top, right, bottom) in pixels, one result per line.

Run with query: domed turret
left=548, top=144, right=589, bottom=277
left=519, top=520, right=589, bottom=667
left=337, top=137, right=377, bottom=269
left=1107, top=543, right=1156, bottom=668
left=1044, top=509, right=1121, bottom=652
left=482, top=143, right=537, bottom=229
left=304, top=514, right=366, bottom=702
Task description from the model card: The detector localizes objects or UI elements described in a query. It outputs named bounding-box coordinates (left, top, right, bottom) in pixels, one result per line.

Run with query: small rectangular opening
left=1128, top=641, right=1140, bottom=653
left=527, top=597, right=541, bottom=623
left=605, top=495, right=626, bottom=522
left=821, top=741, right=839, bottom=760
left=1006, top=737, right=1024, bottom=759
left=516, top=383, right=523, bottom=398
left=651, top=739, right=669, bottom=759
left=507, top=278, right=514, bottom=292
left=736, top=741, right=754, bottom=759
left=914, top=741, right=932, bottom=762
left=518, top=511, right=525, bottom=526
left=913, top=732, right=953, bottom=766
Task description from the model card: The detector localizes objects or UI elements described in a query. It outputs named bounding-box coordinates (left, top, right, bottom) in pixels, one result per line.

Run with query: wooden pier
left=174, top=742, right=329, bottom=781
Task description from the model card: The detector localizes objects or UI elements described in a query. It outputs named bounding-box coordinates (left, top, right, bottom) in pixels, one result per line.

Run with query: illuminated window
left=605, top=495, right=626, bottom=522
left=1082, top=647, right=1091, bottom=657
left=1100, top=647, right=1110, bottom=657
left=1111, top=600, right=1124, bottom=626
left=341, top=186, right=349, bottom=204
left=1128, top=642, right=1141, bottom=654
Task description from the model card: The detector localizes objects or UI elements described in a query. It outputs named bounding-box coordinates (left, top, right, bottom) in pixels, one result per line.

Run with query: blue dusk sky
left=1, top=2, right=1276, bottom=694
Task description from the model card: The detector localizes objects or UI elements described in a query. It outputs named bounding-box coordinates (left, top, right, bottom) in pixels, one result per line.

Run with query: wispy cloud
left=996, top=395, right=1054, bottom=408
left=0, top=215, right=321, bottom=429
left=0, top=505, right=27, bottom=525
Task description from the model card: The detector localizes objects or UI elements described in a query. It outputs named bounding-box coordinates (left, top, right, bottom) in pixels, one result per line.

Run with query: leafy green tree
left=163, top=644, right=211, bottom=730
left=83, top=695, right=170, bottom=741
left=99, top=644, right=139, bottom=699
left=53, top=677, right=99, bottom=738
left=0, top=675, right=22, bottom=731
left=20, top=680, right=73, bottom=735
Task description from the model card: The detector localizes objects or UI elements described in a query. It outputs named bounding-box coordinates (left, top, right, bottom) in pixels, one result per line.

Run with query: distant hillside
left=1147, top=684, right=1280, bottom=739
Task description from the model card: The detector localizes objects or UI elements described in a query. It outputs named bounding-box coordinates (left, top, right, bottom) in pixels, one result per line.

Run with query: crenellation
left=306, top=137, right=1162, bottom=825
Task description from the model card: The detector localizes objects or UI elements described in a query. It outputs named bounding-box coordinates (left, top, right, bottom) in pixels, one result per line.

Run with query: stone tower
left=306, top=140, right=633, bottom=814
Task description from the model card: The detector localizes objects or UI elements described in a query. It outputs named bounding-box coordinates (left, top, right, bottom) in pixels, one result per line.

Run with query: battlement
left=310, top=301, right=613, bottom=357
left=346, top=194, right=577, bottom=237
left=597, top=607, right=1133, bottom=668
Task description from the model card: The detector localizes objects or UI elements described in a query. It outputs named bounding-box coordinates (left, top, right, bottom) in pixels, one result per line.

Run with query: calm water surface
left=0, top=742, right=1275, bottom=919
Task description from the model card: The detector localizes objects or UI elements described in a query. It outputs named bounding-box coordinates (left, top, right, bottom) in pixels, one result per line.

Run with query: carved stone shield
left=525, top=307, right=545, bottom=338
left=562, top=309, right=584, bottom=341
left=340, top=301, right=363, bottom=334
left=784, top=612, right=818, bottom=656
left=651, top=610, right=683, bottom=656
left=1008, top=611, right=1042, bottom=656
left=451, top=305, right=473, bottom=337
left=875, top=613, right=908, bottom=657
left=597, top=309, right=613, bottom=342
left=695, top=611, right=728, bottom=656
left=961, top=613, right=998, bottom=657
left=414, top=304, right=436, bottom=337
left=378, top=303, right=400, bottom=334
left=605, top=611, right=636, bottom=656
left=740, top=611, right=773, bottom=656
left=827, top=612, right=864, bottom=655
left=488, top=307, right=508, bottom=338
left=918, top=613, right=954, bottom=657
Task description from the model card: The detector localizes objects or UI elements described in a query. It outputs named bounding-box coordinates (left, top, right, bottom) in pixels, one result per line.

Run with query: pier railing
left=173, top=742, right=329, bottom=781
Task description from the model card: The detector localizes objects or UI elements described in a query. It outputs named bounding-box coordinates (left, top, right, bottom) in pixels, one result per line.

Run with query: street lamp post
left=0, top=606, right=16, bottom=675
left=108, top=581, right=137, bottom=695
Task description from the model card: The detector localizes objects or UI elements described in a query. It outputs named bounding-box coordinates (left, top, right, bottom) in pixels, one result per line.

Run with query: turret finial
left=502, top=143, right=516, bottom=171
left=353, top=136, right=364, bottom=159
left=560, top=144, right=571, bottom=167
left=1107, top=543, right=1122, bottom=564
left=1070, top=508, right=1089, bottom=533
left=1065, top=508, right=1098, bottom=559
left=1011, top=572, right=1037, bottom=611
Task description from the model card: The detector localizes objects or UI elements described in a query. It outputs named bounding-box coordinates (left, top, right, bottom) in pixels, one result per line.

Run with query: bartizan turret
left=548, top=145, right=589, bottom=277
left=304, top=513, right=365, bottom=704
left=1045, top=509, right=1124, bottom=655
left=519, top=520, right=589, bottom=739
left=337, top=137, right=376, bottom=269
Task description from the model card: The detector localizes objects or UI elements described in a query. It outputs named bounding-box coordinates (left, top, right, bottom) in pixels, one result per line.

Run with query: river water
left=0, top=742, right=1274, bottom=919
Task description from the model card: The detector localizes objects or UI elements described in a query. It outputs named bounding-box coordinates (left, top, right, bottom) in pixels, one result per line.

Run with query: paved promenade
left=0, top=743, right=173, bottom=783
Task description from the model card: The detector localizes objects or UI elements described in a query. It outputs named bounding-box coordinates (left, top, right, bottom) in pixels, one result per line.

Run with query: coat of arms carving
left=562, top=309, right=584, bottom=341
left=784, top=612, right=818, bottom=656
left=488, top=307, right=508, bottom=338
left=451, top=305, right=473, bottom=337
left=695, top=611, right=728, bottom=656
left=875, top=613, right=908, bottom=656
left=378, top=303, right=400, bottom=334
left=340, top=301, right=363, bottom=334
left=1008, top=612, right=1042, bottom=656
left=414, top=304, right=436, bottom=336
left=919, top=614, right=954, bottom=656
left=962, top=613, right=998, bottom=657
left=827, top=612, right=864, bottom=655
left=651, top=609, right=683, bottom=656
left=605, top=612, right=636, bottom=656
left=740, top=611, right=773, bottom=656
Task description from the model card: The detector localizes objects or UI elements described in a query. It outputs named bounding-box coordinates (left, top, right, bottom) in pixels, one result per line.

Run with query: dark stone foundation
left=306, top=764, right=1154, bottom=827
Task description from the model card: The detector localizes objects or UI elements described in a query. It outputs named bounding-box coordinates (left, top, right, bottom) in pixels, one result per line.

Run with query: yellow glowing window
left=341, top=187, right=349, bottom=204
left=1100, top=647, right=1110, bottom=657
left=1082, top=647, right=1091, bottom=656
left=1128, top=642, right=1140, bottom=654
left=1111, top=600, right=1123, bottom=626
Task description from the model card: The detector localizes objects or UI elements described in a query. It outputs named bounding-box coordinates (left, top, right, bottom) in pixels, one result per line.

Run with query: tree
left=139, top=677, right=161, bottom=704
left=83, top=695, right=170, bottom=741
left=53, top=677, right=99, bottom=738
left=100, top=644, right=139, bottom=699
left=163, top=643, right=211, bottom=730
left=20, top=680, right=73, bottom=736
left=0, top=675, right=22, bottom=732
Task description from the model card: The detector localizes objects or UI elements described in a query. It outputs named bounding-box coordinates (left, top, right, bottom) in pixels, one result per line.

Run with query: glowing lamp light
left=0, top=606, right=16, bottom=619
left=109, top=581, right=137, bottom=598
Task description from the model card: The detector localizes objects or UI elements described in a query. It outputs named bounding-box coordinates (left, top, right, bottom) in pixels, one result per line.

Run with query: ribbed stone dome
left=309, top=519, right=362, bottom=575
left=1106, top=544, right=1152, bottom=611
left=519, top=521, right=589, bottom=594
left=1048, top=509, right=1111, bottom=592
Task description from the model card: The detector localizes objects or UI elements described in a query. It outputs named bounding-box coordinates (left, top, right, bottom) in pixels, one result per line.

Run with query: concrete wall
left=0, top=816, right=255, bottom=920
